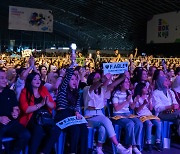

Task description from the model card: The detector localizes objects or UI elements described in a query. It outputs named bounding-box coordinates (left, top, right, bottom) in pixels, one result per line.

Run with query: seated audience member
left=112, top=76, right=142, bottom=154
left=83, top=72, right=129, bottom=154
left=172, top=75, right=180, bottom=106
left=152, top=69, right=165, bottom=90
left=39, top=65, right=48, bottom=85
left=50, top=65, right=57, bottom=73
left=0, top=69, right=30, bottom=154
left=175, top=67, right=180, bottom=76
left=134, top=83, right=162, bottom=152
left=15, top=56, right=38, bottom=101
left=133, top=68, right=150, bottom=89
left=19, top=72, right=58, bottom=154
left=6, top=67, right=17, bottom=90
left=147, top=66, right=157, bottom=84
left=167, top=68, right=176, bottom=83
left=55, top=55, right=88, bottom=154
left=73, top=66, right=89, bottom=90
left=152, top=76, right=180, bottom=136
left=44, top=68, right=66, bottom=101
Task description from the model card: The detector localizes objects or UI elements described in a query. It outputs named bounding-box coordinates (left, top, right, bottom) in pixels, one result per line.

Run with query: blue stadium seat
left=87, top=127, right=97, bottom=149
left=161, top=120, right=173, bottom=149
left=55, top=131, right=66, bottom=154
left=2, top=137, right=28, bottom=154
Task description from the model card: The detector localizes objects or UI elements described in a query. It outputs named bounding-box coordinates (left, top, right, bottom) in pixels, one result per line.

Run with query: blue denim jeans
left=113, top=113, right=143, bottom=146
left=97, top=125, right=107, bottom=143
left=87, top=115, right=116, bottom=143
left=0, top=120, right=30, bottom=154
left=144, top=119, right=161, bottom=144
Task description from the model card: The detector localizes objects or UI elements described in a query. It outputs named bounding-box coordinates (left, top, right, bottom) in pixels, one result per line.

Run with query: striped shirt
left=112, top=90, right=133, bottom=114
left=56, top=68, right=80, bottom=112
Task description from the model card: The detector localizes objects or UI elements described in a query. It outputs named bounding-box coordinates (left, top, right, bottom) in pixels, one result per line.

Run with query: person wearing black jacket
left=0, top=69, right=30, bottom=154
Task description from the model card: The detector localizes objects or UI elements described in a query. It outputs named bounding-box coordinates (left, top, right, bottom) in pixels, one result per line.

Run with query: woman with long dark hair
left=152, top=69, right=165, bottom=89
left=134, top=68, right=149, bottom=88
left=19, top=72, right=57, bottom=154
left=134, top=82, right=162, bottom=152
left=112, top=76, right=142, bottom=154
left=55, top=56, right=88, bottom=154
left=83, top=71, right=129, bottom=154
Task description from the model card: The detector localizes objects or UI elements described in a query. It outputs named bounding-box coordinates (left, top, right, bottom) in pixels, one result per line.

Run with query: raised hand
left=29, top=56, right=35, bottom=67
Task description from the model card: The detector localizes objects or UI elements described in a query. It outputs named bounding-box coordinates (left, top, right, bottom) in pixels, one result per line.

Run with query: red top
left=19, top=86, right=56, bottom=127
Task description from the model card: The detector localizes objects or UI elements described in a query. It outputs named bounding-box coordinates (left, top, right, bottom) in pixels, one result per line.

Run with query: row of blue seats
left=2, top=120, right=173, bottom=154
left=88, top=120, right=173, bottom=154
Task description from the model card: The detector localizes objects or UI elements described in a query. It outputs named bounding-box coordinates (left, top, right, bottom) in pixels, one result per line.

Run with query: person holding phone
left=19, top=72, right=57, bottom=154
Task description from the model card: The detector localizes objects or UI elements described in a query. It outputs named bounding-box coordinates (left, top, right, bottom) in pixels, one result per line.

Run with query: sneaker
left=128, top=147, right=132, bottom=154
left=132, top=147, right=142, bottom=154
left=116, top=143, right=129, bottom=154
left=96, top=146, right=104, bottom=154
left=155, top=143, right=162, bottom=152
left=146, top=144, right=152, bottom=152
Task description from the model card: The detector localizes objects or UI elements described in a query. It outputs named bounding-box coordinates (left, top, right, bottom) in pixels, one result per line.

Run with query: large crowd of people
left=0, top=50, right=180, bottom=154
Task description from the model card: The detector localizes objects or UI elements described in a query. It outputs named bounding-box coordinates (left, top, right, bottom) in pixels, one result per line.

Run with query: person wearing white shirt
left=152, top=76, right=180, bottom=136
left=134, top=82, right=162, bottom=152
left=112, top=77, right=142, bottom=154
left=83, top=72, right=129, bottom=154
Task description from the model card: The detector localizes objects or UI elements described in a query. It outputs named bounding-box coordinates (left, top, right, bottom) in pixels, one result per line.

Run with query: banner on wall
left=9, top=6, right=53, bottom=32
left=147, top=11, right=180, bottom=43
left=103, top=62, right=128, bottom=75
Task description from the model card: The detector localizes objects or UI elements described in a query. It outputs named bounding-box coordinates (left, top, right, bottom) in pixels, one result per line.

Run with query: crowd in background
left=0, top=49, right=180, bottom=73
left=0, top=49, right=180, bottom=154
